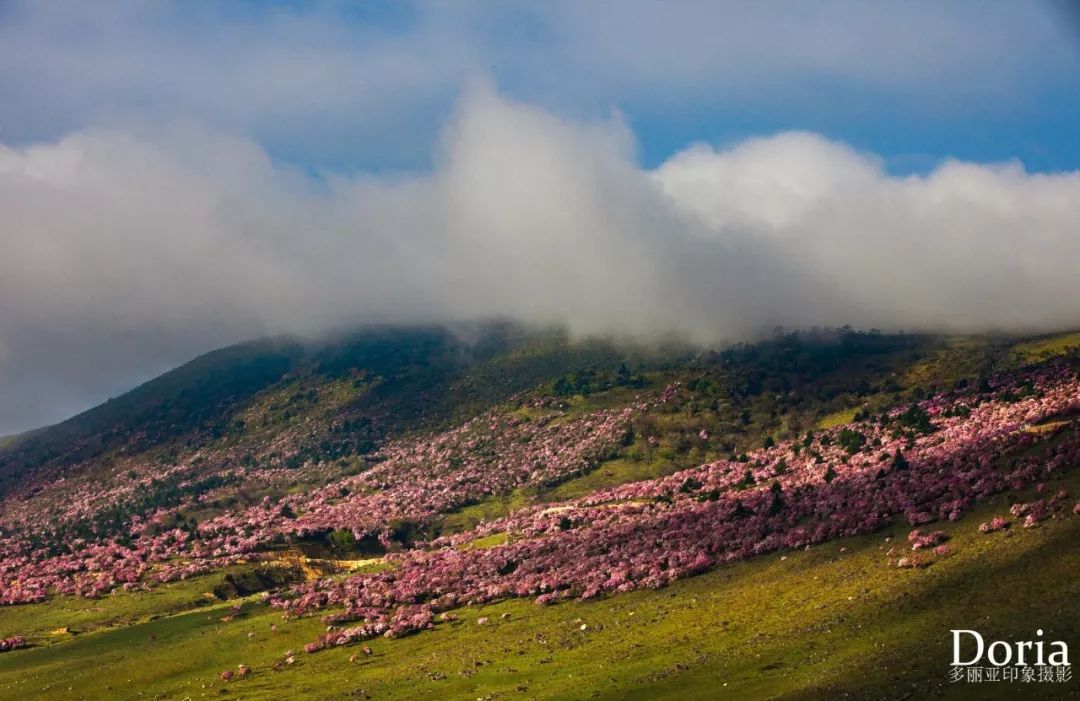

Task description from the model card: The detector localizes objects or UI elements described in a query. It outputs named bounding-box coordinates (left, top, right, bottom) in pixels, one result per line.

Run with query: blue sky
left=1, top=0, right=1079, bottom=175
left=3, top=1, right=1080, bottom=435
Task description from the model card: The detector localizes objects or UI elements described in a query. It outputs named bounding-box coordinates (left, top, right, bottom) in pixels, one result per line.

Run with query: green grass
left=460, top=532, right=509, bottom=550
left=3, top=469, right=1078, bottom=700
left=559, top=385, right=657, bottom=413
left=816, top=408, right=859, bottom=430
left=541, top=456, right=682, bottom=502
left=894, top=335, right=1019, bottom=399
left=1011, top=331, right=1080, bottom=363
left=0, top=566, right=292, bottom=646
left=441, top=452, right=689, bottom=533
left=441, top=490, right=532, bottom=534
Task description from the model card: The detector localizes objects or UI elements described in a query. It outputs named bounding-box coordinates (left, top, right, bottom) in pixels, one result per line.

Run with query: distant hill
left=0, top=323, right=660, bottom=497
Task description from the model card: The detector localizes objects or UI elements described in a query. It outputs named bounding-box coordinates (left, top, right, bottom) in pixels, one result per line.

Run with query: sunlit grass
left=816, top=408, right=858, bottom=429
left=460, top=532, right=508, bottom=551
left=1011, top=331, right=1080, bottom=363
left=542, top=456, right=681, bottom=502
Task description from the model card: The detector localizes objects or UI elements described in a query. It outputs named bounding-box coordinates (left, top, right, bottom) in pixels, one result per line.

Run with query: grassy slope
left=2, top=329, right=1079, bottom=700
left=453, top=334, right=1007, bottom=533
left=2, top=468, right=1077, bottom=700
left=1011, top=331, right=1080, bottom=363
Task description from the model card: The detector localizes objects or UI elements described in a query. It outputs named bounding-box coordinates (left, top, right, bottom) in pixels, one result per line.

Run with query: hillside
left=1, top=326, right=1079, bottom=700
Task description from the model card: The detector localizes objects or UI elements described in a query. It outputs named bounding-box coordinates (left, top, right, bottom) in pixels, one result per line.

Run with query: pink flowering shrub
left=979, top=515, right=1010, bottom=533
left=284, top=404, right=638, bottom=547
left=907, top=529, right=948, bottom=550
left=0, top=401, right=638, bottom=604
left=1012, top=492, right=1072, bottom=529
left=268, top=365, right=1080, bottom=649
left=0, top=636, right=27, bottom=652
left=896, top=556, right=930, bottom=569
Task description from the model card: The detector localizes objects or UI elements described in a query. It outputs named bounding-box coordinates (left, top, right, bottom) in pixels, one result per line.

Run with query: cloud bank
left=2, top=86, right=1080, bottom=433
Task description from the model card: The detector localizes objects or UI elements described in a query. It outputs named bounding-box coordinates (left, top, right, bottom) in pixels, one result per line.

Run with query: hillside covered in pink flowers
left=1, top=325, right=1079, bottom=699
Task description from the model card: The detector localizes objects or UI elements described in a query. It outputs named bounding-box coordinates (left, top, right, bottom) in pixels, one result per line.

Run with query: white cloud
left=656, top=135, right=1080, bottom=331
left=2, top=86, right=1079, bottom=433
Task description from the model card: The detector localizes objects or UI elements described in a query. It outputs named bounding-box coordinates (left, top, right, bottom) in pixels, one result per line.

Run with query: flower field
left=1, top=329, right=1079, bottom=699
left=272, top=364, right=1080, bottom=647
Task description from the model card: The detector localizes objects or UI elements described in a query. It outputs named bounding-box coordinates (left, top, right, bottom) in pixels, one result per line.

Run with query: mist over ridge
left=2, top=84, right=1079, bottom=434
